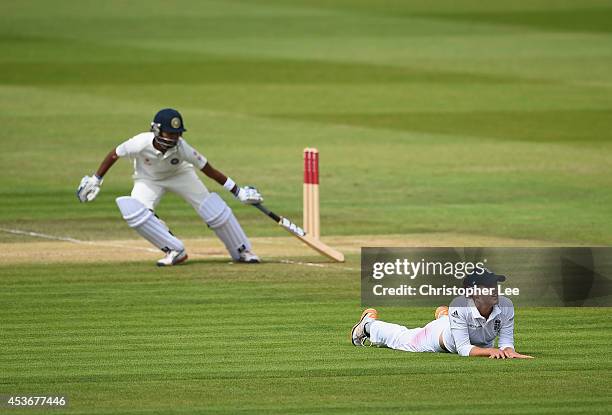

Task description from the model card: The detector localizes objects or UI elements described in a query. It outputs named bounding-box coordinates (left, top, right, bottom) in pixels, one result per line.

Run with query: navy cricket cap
left=463, top=269, right=506, bottom=288
left=153, top=108, right=186, bottom=133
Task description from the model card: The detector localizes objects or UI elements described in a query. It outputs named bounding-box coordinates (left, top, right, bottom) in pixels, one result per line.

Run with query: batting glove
left=76, top=174, right=103, bottom=203
left=236, top=186, right=263, bottom=205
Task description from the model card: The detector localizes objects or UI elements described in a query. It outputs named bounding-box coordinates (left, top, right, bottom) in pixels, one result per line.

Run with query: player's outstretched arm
left=201, top=162, right=229, bottom=187
left=95, top=149, right=120, bottom=179
left=201, top=163, right=263, bottom=205
left=501, top=347, right=534, bottom=359
left=468, top=346, right=533, bottom=359
left=76, top=149, right=119, bottom=203
left=469, top=346, right=504, bottom=358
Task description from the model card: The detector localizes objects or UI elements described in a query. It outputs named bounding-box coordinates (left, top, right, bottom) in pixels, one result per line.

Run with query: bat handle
left=253, top=203, right=282, bottom=222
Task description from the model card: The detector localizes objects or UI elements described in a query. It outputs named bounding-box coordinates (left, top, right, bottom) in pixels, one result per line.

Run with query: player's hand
left=76, top=174, right=103, bottom=203
left=236, top=186, right=263, bottom=205
left=488, top=348, right=507, bottom=359
left=502, top=348, right=534, bottom=359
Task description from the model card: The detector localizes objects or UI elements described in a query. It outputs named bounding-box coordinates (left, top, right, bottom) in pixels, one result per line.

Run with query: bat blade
left=278, top=217, right=345, bottom=263
left=254, top=203, right=345, bottom=263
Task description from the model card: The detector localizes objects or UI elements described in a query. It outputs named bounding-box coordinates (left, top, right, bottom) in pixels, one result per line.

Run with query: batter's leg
left=117, top=181, right=187, bottom=266
left=166, top=171, right=259, bottom=263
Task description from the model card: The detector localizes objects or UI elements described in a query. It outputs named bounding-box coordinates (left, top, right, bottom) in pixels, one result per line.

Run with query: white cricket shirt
left=442, top=295, right=515, bottom=356
left=115, top=132, right=207, bottom=180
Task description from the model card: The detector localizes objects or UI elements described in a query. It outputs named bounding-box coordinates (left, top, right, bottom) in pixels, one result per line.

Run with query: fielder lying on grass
left=77, top=108, right=262, bottom=266
left=351, top=270, right=533, bottom=359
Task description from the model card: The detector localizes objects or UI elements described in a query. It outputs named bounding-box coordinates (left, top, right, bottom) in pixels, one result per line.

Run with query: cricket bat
left=253, top=203, right=345, bottom=263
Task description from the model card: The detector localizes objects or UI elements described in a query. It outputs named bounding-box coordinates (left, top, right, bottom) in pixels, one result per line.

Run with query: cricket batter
left=351, top=270, right=533, bottom=359
left=76, top=108, right=262, bottom=266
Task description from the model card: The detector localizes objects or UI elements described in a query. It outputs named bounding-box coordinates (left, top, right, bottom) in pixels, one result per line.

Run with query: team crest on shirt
left=171, top=158, right=180, bottom=165
left=171, top=117, right=181, bottom=129
left=494, top=319, right=501, bottom=333
left=144, top=158, right=152, bottom=165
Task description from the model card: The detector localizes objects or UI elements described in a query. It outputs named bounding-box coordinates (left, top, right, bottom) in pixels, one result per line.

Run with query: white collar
left=468, top=297, right=501, bottom=322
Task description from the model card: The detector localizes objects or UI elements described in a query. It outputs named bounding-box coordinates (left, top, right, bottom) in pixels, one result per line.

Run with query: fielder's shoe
left=156, top=249, right=188, bottom=267
left=351, top=308, right=378, bottom=347
left=237, top=250, right=260, bottom=263
left=435, top=305, right=449, bottom=320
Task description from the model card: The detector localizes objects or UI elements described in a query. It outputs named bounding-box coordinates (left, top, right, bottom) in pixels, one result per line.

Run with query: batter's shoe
left=351, top=308, right=378, bottom=346
left=237, top=250, right=260, bottom=263
left=435, top=305, right=449, bottom=319
left=156, top=249, right=188, bottom=266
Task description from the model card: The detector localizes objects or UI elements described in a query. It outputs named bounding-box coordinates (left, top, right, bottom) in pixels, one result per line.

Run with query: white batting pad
left=198, top=193, right=251, bottom=260
left=116, top=196, right=184, bottom=252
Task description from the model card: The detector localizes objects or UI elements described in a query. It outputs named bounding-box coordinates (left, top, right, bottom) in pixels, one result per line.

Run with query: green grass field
left=2, top=262, right=611, bottom=414
left=1, top=1, right=611, bottom=413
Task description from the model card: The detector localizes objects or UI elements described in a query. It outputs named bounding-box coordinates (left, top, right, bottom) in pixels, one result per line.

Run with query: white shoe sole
left=156, top=253, right=188, bottom=267
left=237, top=256, right=260, bottom=263
left=351, top=308, right=378, bottom=346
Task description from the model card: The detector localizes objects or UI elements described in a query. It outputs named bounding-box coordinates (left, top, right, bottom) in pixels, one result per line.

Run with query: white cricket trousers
left=131, top=170, right=209, bottom=211
left=369, top=316, right=449, bottom=353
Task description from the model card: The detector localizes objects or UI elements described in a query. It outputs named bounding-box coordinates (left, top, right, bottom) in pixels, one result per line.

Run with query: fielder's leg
left=435, top=305, right=449, bottom=319
left=352, top=309, right=448, bottom=352
left=198, top=193, right=259, bottom=263
left=351, top=308, right=378, bottom=346
left=116, top=196, right=187, bottom=266
left=368, top=320, right=424, bottom=352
